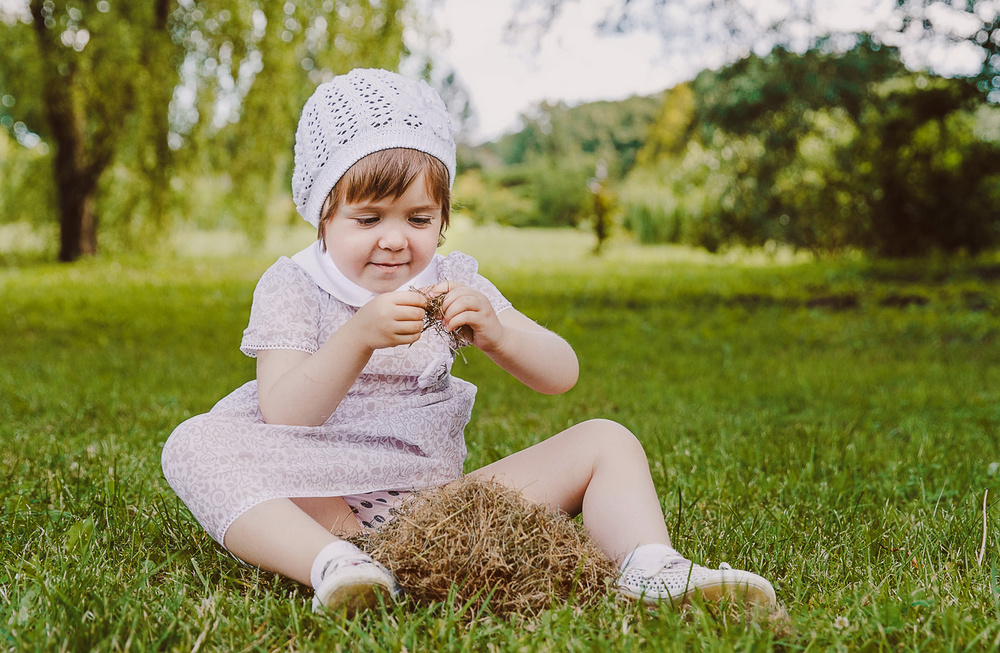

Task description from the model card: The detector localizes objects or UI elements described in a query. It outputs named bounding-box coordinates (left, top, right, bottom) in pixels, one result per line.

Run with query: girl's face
left=323, top=172, right=442, bottom=294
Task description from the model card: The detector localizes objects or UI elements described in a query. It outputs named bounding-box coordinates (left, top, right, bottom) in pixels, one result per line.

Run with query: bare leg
left=290, top=496, right=363, bottom=535
left=469, top=418, right=671, bottom=564
left=223, top=497, right=362, bottom=586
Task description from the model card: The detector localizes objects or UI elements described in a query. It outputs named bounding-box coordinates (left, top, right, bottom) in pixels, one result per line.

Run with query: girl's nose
left=378, top=227, right=406, bottom=251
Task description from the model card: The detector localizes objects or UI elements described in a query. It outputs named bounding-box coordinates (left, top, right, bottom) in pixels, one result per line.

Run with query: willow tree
left=0, top=0, right=409, bottom=261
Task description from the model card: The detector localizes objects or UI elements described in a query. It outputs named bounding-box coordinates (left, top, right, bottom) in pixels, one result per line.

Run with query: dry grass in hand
left=349, top=477, right=617, bottom=617
left=410, top=285, right=472, bottom=357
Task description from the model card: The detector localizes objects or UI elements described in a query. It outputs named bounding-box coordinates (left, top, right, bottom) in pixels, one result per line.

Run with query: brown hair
left=318, top=148, right=451, bottom=248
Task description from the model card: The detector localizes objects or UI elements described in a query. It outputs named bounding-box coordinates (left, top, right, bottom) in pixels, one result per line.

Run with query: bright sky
left=423, top=0, right=989, bottom=144
left=424, top=0, right=709, bottom=143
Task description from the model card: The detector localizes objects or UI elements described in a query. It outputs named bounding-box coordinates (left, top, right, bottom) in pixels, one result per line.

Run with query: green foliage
left=458, top=96, right=658, bottom=233
left=3, top=228, right=1000, bottom=648
left=622, top=41, right=1000, bottom=256
left=635, top=82, right=696, bottom=167
left=472, top=96, right=661, bottom=173
left=843, top=77, right=1000, bottom=256
left=0, top=0, right=413, bottom=258
left=459, top=38, right=999, bottom=258
left=0, top=0, right=182, bottom=259
left=694, top=41, right=906, bottom=129
left=529, top=161, right=595, bottom=228
left=452, top=169, right=535, bottom=227
left=0, top=131, right=54, bottom=229
left=622, top=198, right=681, bottom=245
left=457, top=161, right=596, bottom=228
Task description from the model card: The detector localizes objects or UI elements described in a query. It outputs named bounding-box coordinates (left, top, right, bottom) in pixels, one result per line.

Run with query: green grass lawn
left=2, top=223, right=1000, bottom=651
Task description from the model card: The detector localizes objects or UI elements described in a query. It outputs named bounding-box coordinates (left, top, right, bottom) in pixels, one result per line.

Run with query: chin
left=365, top=278, right=405, bottom=294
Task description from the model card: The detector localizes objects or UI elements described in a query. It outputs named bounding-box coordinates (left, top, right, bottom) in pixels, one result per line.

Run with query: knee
left=161, top=415, right=212, bottom=480
left=574, top=419, right=647, bottom=461
left=161, top=423, right=189, bottom=480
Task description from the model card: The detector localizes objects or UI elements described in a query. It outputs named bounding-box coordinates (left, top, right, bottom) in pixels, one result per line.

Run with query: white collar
left=290, top=240, right=441, bottom=307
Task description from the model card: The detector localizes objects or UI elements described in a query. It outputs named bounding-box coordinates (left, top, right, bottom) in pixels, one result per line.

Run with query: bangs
left=322, top=148, right=450, bottom=225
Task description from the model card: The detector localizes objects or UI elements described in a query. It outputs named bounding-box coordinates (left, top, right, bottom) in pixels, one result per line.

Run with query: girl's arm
left=435, top=282, right=579, bottom=395
left=256, top=290, right=427, bottom=426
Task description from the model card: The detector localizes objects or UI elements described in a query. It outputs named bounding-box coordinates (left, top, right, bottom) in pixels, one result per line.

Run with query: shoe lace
left=639, top=557, right=735, bottom=579
left=320, top=552, right=374, bottom=581
left=640, top=555, right=692, bottom=579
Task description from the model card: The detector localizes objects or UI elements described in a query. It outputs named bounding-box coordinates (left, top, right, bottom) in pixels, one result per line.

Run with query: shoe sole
left=312, top=570, right=400, bottom=614
left=679, top=578, right=777, bottom=606
left=619, top=576, right=777, bottom=608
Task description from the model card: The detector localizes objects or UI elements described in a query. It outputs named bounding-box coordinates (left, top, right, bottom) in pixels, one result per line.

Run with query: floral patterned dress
left=161, top=251, right=511, bottom=545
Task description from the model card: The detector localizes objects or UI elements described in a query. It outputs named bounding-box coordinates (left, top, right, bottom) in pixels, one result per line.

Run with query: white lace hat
left=292, top=68, right=457, bottom=228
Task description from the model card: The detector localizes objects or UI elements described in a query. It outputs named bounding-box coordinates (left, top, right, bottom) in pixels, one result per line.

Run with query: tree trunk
left=47, top=93, right=101, bottom=262
left=56, top=175, right=99, bottom=262
left=30, top=0, right=104, bottom=262
left=142, top=0, right=175, bottom=232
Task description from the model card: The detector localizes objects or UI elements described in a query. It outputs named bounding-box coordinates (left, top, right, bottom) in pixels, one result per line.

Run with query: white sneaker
left=311, top=553, right=401, bottom=614
left=617, top=556, right=776, bottom=607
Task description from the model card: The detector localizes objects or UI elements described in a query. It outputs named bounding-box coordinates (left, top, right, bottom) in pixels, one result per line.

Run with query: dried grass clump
left=349, top=477, right=617, bottom=616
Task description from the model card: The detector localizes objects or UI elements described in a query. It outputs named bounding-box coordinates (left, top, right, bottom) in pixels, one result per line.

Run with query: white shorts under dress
left=161, top=251, right=511, bottom=546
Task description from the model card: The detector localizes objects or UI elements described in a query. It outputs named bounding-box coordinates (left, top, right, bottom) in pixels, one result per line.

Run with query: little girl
left=162, top=68, right=776, bottom=613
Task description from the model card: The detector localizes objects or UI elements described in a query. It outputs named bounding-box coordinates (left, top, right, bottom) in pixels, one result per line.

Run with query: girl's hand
left=257, top=291, right=427, bottom=426
left=351, top=291, right=427, bottom=351
left=430, top=281, right=505, bottom=353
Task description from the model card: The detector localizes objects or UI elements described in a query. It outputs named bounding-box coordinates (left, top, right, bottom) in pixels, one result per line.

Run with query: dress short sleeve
left=438, top=251, right=513, bottom=315
left=240, top=258, right=322, bottom=357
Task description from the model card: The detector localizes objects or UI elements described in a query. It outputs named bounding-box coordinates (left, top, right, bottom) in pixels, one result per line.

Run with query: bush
left=621, top=44, right=1000, bottom=257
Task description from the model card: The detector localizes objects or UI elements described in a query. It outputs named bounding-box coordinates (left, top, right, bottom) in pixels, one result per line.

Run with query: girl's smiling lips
left=369, top=261, right=409, bottom=270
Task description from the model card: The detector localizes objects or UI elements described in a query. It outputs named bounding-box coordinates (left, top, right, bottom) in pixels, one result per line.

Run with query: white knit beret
left=292, top=68, right=457, bottom=228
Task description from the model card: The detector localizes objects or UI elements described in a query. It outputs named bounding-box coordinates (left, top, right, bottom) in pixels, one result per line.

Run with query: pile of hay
left=350, top=477, right=617, bottom=616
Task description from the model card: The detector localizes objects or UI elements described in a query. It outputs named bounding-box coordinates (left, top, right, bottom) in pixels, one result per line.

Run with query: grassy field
left=2, top=223, right=999, bottom=651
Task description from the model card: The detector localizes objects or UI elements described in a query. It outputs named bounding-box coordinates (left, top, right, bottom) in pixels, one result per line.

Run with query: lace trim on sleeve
left=238, top=344, right=318, bottom=359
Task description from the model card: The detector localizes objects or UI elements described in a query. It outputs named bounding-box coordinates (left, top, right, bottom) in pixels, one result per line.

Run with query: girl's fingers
left=394, top=290, right=430, bottom=308
left=396, top=305, right=427, bottom=321
left=443, top=295, right=490, bottom=326
left=394, top=317, right=422, bottom=332
left=439, top=288, right=476, bottom=314
left=428, top=280, right=456, bottom=296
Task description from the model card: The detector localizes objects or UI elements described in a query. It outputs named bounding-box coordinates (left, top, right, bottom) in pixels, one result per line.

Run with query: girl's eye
left=355, top=216, right=380, bottom=226
left=409, top=216, right=433, bottom=226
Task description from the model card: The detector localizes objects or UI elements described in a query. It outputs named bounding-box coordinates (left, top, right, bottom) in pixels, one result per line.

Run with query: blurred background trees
left=615, top=40, right=1000, bottom=256
left=459, top=37, right=1000, bottom=257
left=482, top=0, right=1000, bottom=257
left=0, top=0, right=409, bottom=261
left=1, top=0, right=999, bottom=261
left=456, top=96, right=658, bottom=238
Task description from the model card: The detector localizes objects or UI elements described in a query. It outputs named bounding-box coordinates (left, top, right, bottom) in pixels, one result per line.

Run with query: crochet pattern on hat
left=292, top=69, right=456, bottom=228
